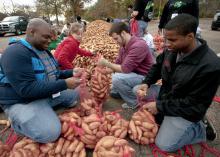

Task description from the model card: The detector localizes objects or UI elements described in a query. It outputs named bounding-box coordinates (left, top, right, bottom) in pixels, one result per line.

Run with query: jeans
left=1, top=89, right=79, bottom=143
left=155, top=116, right=206, bottom=152
left=111, top=73, right=145, bottom=107
left=138, top=20, right=148, bottom=37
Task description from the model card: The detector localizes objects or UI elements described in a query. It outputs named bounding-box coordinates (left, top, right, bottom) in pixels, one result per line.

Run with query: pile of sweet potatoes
left=128, top=108, right=158, bottom=145
left=75, top=20, right=119, bottom=77
left=93, top=136, right=135, bottom=157
left=153, top=35, right=164, bottom=54
left=91, top=66, right=112, bottom=103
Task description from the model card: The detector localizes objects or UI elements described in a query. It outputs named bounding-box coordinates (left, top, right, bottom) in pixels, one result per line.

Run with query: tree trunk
left=54, top=1, right=59, bottom=25
left=45, top=0, right=50, bottom=21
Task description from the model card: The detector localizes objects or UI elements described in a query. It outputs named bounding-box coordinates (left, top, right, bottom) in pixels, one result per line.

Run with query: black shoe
left=110, top=92, right=122, bottom=99
left=203, top=117, right=217, bottom=141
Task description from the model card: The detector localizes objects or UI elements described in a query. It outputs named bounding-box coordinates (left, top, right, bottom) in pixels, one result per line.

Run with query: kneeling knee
left=31, top=123, right=61, bottom=143
left=155, top=138, right=177, bottom=152
left=112, top=77, right=123, bottom=88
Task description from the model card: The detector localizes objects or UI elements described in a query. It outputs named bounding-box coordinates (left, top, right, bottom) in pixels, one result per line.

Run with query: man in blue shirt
left=0, top=18, right=82, bottom=143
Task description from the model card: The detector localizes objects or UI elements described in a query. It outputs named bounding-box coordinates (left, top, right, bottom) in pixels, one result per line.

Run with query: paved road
left=0, top=18, right=220, bottom=54
left=0, top=33, right=25, bottom=53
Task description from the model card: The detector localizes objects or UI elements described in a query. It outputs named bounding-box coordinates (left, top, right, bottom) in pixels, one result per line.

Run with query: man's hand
left=105, top=68, right=114, bottom=74
left=143, top=102, right=158, bottom=115
left=73, top=68, right=84, bottom=78
left=97, top=57, right=110, bottom=67
left=91, top=50, right=98, bottom=56
left=65, top=77, right=81, bottom=89
left=158, top=28, right=163, bottom=35
left=137, top=84, right=148, bottom=98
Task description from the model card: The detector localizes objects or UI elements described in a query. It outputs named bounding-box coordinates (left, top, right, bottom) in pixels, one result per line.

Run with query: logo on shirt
left=173, top=1, right=186, bottom=9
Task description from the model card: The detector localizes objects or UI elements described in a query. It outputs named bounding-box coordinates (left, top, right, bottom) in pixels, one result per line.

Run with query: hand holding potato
left=143, top=102, right=158, bottom=115
left=137, top=84, right=148, bottom=98
left=91, top=50, right=98, bottom=56
left=65, top=77, right=81, bottom=89
left=73, top=68, right=84, bottom=78
left=97, top=57, right=110, bottom=67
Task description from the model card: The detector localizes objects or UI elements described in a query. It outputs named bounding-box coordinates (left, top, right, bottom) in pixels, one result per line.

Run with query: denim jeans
left=1, top=89, right=79, bottom=143
left=138, top=20, right=148, bottom=37
left=155, top=116, right=206, bottom=152
left=111, top=72, right=145, bottom=107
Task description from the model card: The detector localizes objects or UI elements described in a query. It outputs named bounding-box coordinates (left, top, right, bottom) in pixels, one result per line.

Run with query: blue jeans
left=138, top=20, right=148, bottom=37
left=111, top=73, right=145, bottom=107
left=155, top=116, right=206, bottom=152
left=1, top=89, right=79, bottom=143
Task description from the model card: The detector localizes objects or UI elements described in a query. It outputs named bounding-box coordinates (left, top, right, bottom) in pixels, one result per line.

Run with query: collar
left=124, top=36, right=137, bottom=52
left=19, top=38, right=33, bottom=50
left=176, top=39, right=208, bottom=65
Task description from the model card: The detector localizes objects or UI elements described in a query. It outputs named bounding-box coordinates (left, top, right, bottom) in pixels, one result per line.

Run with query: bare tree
left=10, top=0, right=16, bottom=13
left=2, top=2, right=9, bottom=14
left=63, top=0, right=93, bottom=22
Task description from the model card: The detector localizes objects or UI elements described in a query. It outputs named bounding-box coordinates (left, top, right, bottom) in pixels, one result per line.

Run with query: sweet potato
left=89, top=121, right=101, bottom=130
left=114, top=129, right=123, bottom=137
left=79, top=149, right=86, bottom=157
left=61, top=140, right=71, bottom=155
left=119, top=129, right=127, bottom=139
left=84, top=134, right=96, bottom=141
left=67, top=139, right=78, bottom=152
left=66, top=152, right=72, bottom=157
left=142, top=122, right=154, bottom=129
left=114, top=139, right=127, bottom=147
left=129, top=120, right=137, bottom=139
left=40, top=143, right=54, bottom=154
left=101, top=138, right=115, bottom=148
left=82, top=122, right=93, bottom=135
left=75, top=142, right=84, bottom=153
left=140, top=137, right=149, bottom=144
left=84, top=114, right=100, bottom=123
left=54, top=138, right=65, bottom=154
left=96, top=131, right=106, bottom=138
left=80, top=136, right=95, bottom=145
left=61, top=122, right=69, bottom=134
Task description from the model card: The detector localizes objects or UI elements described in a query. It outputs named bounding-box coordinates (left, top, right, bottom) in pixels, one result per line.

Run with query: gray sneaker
left=121, top=103, right=138, bottom=109
left=203, top=117, right=217, bottom=141
left=110, top=92, right=122, bottom=99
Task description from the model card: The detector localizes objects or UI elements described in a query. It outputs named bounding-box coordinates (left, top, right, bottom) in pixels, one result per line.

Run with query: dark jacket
left=143, top=39, right=220, bottom=122
left=159, top=0, right=199, bottom=29
left=133, top=0, right=149, bottom=20
left=0, top=39, right=72, bottom=105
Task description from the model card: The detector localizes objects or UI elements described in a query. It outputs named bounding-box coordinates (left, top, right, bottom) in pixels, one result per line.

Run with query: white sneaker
left=121, top=103, right=138, bottom=109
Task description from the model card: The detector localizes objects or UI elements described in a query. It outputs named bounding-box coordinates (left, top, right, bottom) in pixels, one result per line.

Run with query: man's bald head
left=26, top=18, right=51, bottom=50
left=27, top=18, right=50, bottom=32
